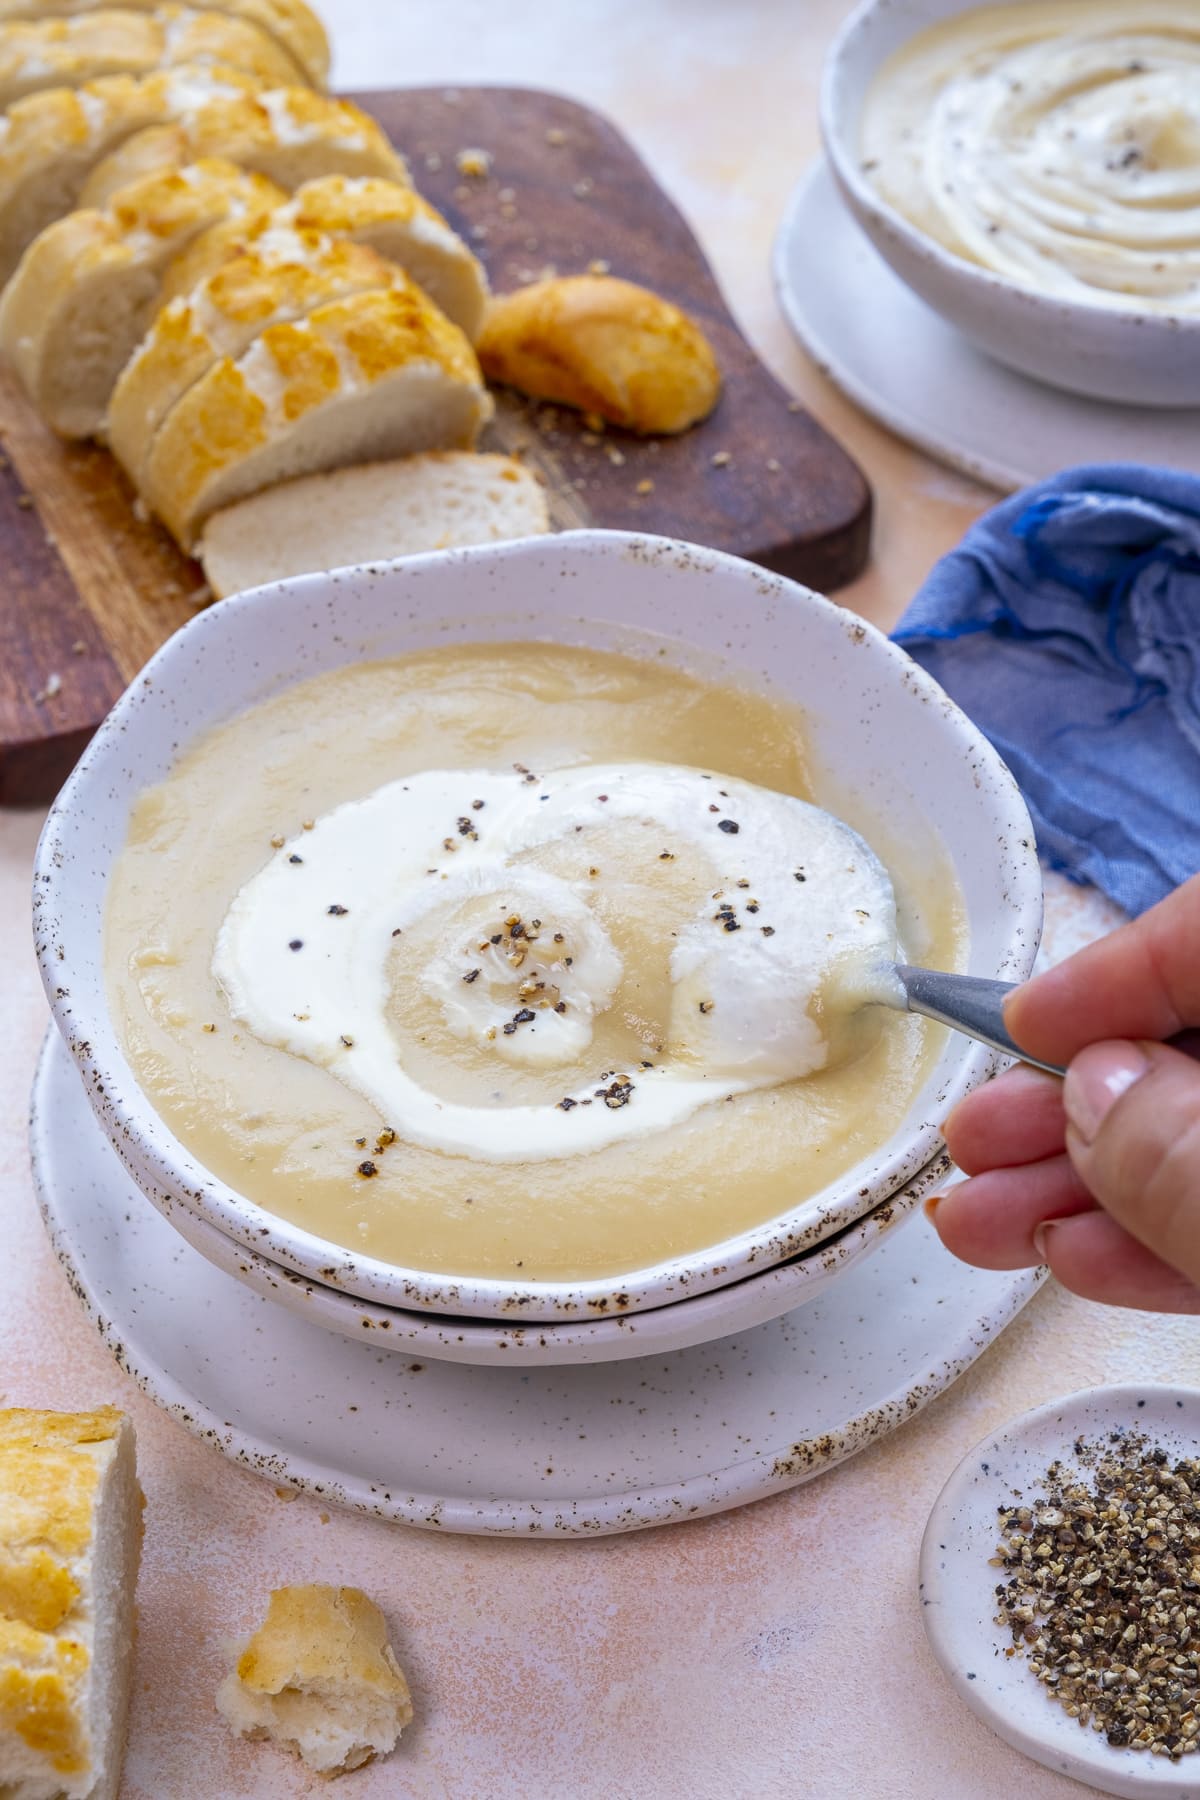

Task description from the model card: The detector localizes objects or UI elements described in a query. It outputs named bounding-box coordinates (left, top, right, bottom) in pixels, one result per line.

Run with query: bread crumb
left=424, top=152, right=442, bottom=171
left=470, top=223, right=489, bottom=240
left=587, top=258, right=611, bottom=276
left=606, top=446, right=626, bottom=467
left=217, top=1587, right=412, bottom=1778
left=710, top=450, right=732, bottom=467
left=766, top=458, right=781, bottom=472
left=545, top=127, right=567, bottom=146
left=787, top=398, right=803, bottom=413
left=132, top=495, right=150, bottom=522
left=16, top=492, right=33, bottom=509
left=274, top=1486, right=300, bottom=1501
left=455, top=147, right=491, bottom=178
left=635, top=478, right=655, bottom=495
left=71, top=638, right=87, bottom=655
left=572, top=177, right=594, bottom=199
left=34, top=671, right=62, bottom=702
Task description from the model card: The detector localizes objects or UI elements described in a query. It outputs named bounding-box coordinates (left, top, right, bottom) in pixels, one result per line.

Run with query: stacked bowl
left=33, top=531, right=1042, bottom=1366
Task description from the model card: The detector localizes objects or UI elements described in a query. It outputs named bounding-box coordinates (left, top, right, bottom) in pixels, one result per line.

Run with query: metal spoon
left=889, top=964, right=1065, bottom=1075
left=889, top=965, right=1200, bottom=1077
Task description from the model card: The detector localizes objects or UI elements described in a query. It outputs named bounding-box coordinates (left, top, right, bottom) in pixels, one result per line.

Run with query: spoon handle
left=893, top=967, right=1200, bottom=1081
left=892, top=965, right=1066, bottom=1076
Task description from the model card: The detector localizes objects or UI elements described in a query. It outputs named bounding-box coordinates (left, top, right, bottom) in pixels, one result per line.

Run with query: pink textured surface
left=4, top=6, right=1199, bottom=1796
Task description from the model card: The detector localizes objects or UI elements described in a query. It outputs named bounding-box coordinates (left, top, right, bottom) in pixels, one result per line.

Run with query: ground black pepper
left=994, top=1433, right=1200, bottom=1759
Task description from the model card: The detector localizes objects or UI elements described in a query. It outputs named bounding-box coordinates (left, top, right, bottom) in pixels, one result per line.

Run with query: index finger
left=1006, top=872, right=1200, bottom=1067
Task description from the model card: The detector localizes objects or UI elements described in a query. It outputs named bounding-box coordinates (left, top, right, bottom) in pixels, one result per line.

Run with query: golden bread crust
left=477, top=273, right=721, bottom=433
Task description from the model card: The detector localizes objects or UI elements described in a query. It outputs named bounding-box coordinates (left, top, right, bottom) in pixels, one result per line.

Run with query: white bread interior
left=0, top=159, right=285, bottom=437
left=0, top=0, right=330, bottom=87
left=216, top=1584, right=413, bottom=1777
left=200, top=450, right=550, bottom=596
left=0, top=1408, right=141, bottom=1800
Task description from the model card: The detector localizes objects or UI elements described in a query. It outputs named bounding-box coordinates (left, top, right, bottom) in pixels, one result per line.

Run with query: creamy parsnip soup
left=106, top=644, right=963, bottom=1281
left=862, top=0, right=1200, bottom=313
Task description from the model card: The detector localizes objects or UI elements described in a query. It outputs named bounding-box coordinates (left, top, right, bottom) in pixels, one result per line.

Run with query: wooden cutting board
left=0, top=83, right=871, bottom=806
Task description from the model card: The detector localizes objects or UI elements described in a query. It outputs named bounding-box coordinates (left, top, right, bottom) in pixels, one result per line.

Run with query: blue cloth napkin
left=891, top=463, right=1200, bottom=918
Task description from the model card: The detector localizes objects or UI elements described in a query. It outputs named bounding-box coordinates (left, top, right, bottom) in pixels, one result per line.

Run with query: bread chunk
left=140, top=280, right=493, bottom=547
left=216, top=1584, right=413, bottom=1777
left=77, top=86, right=409, bottom=211
left=200, top=451, right=550, bottom=596
left=0, top=159, right=284, bottom=437
left=0, top=1407, right=141, bottom=1800
left=478, top=273, right=721, bottom=433
left=107, top=230, right=407, bottom=488
left=0, top=0, right=329, bottom=87
left=163, top=173, right=488, bottom=340
left=0, top=6, right=309, bottom=108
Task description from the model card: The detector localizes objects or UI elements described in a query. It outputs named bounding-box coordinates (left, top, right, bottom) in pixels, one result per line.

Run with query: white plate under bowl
left=32, top=1027, right=946, bottom=1367
left=774, top=159, right=1200, bottom=492
left=30, top=1038, right=1045, bottom=1538
left=921, top=1385, right=1200, bottom=1797
left=34, top=530, right=1042, bottom=1320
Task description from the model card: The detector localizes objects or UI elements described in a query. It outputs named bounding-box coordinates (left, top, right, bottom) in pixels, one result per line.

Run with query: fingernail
left=1032, top=1219, right=1055, bottom=1263
left=1063, top=1043, right=1149, bottom=1143
left=923, top=1195, right=942, bottom=1223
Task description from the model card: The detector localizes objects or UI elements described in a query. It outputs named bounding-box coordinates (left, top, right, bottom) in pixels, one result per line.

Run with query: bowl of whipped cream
left=34, top=531, right=1041, bottom=1327
left=821, top=0, right=1200, bottom=406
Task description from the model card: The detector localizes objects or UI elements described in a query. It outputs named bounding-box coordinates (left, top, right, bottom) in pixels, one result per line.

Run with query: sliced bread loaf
left=0, top=63, right=264, bottom=284
left=217, top=1585, right=413, bottom=1776
left=78, top=85, right=409, bottom=210
left=163, top=173, right=489, bottom=339
left=141, top=281, right=493, bottom=547
left=0, top=1407, right=141, bottom=1800
left=0, top=5, right=308, bottom=107
left=107, top=230, right=404, bottom=485
left=0, top=158, right=285, bottom=436
left=0, top=0, right=329, bottom=87
left=200, top=451, right=550, bottom=596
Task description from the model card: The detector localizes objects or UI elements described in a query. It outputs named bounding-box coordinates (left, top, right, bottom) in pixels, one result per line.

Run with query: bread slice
left=107, top=231, right=407, bottom=487
left=0, top=0, right=329, bottom=87
left=0, top=159, right=285, bottom=437
left=0, top=5, right=309, bottom=108
left=78, top=85, right=410, bottom=211
left=0, top=63, right=265, bottom=285
left=216, top=1585, right=413, bottom=1776
left=163, top=174, right=489, bottom=339
left=200, top=451, right=551, bottom=596
left=141, top=281, right=494, bottom=547
left=0, top=1407, right=141, bottom=1800
left=477, top=274, right=722, bottom=433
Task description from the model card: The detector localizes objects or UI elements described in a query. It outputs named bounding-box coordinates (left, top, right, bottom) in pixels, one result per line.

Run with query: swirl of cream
left=213, top=763, right=899, bottom=1163
left=862, top=0, right=1200, bottom=312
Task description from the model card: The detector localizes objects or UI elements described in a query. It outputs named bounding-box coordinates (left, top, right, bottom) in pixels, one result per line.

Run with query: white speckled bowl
left=34, top=531, right=1041, bottom=1321
left=821, top=0, right=1200, bottom=408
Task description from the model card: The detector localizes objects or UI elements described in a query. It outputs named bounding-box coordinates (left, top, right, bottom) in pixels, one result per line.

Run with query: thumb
left=1063, top=1039, right=1200, bottom=1287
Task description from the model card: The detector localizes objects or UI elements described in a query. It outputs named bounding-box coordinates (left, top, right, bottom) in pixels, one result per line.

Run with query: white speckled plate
left=921, top=1385, right=1200, bottom=1797
left=32, top=1024, right=944, bottom=1366
left=773, top=160, right=1200, bottom=492
left=31, top=1031, right=1046, bottom=1537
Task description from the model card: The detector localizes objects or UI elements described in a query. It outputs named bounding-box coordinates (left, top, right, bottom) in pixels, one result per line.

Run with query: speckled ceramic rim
left=820, top=0, right=1200, bottom=404
left=30, top=1025, right=1047, bottom=1534
left=34, top=530, right=1042, bottom=1321
left=920, top=1384, right=1200, bottom=1796
left=32, top=1024, right=949, bottom=1366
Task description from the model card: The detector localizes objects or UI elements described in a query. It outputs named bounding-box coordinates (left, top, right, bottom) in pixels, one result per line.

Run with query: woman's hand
left=929, top=873, right=1200, bottom=1312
